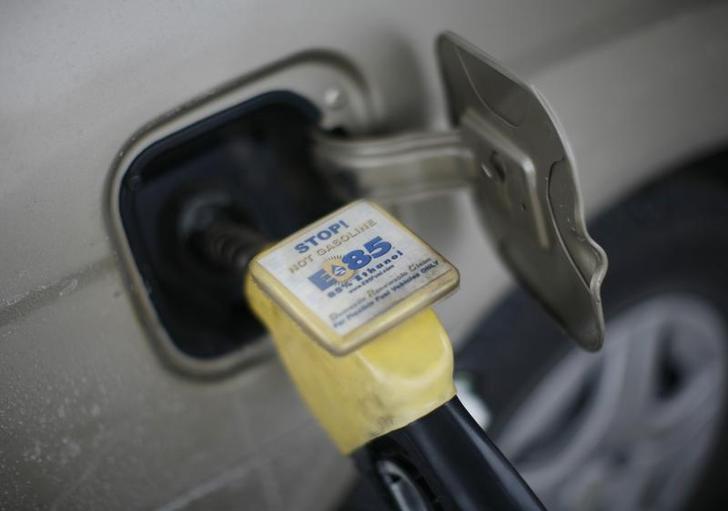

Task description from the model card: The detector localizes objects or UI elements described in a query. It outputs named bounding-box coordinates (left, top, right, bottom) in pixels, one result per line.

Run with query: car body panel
left=2, top=0, right=728, bottom=508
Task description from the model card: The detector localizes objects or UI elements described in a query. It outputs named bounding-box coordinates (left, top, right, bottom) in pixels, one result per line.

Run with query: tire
left=457, top=158, right=728, bottom=510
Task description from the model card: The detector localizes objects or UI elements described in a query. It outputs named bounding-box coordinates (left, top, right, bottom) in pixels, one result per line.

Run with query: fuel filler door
left=318, top=33, right=607, bottom=350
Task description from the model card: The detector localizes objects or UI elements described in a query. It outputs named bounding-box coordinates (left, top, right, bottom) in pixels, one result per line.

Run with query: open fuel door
left=437, top=33, right=607, bottom=350
left=318, top=33, right=607, bottom=350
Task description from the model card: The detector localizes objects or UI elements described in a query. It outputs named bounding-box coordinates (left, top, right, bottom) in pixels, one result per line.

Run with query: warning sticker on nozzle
left=255, top=201, right=457, bottom=339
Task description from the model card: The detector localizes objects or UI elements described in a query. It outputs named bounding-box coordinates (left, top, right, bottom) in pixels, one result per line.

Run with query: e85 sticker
left=255, top=200, right=453, bottom=337
left=308, top=236, right=404, bottom=297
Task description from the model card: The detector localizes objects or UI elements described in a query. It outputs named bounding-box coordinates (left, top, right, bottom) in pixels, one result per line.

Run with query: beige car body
left=2, top=1, right=728, bottom=509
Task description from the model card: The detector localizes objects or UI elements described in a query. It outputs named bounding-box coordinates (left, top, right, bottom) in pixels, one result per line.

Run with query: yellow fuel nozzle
left=247, top=279, right=455, bottom=453
left=245, top=200, right=459, bottom=453
left=202, top=199, right=544, bottom=510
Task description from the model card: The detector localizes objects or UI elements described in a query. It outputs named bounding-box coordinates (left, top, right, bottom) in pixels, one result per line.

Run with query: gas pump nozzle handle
left=192, top=200, right=546, bottom=511
left=354, top=396, right=546, bottom=511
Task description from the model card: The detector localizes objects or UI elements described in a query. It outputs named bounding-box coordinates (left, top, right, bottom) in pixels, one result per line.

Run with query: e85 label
left=253, top=200, right=457, bottom=343
left=308, top=236, right=393, bottom=292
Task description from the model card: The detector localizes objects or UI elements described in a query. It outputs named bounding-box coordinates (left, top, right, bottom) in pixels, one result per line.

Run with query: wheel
left=457, top=162, right=728, bottom=511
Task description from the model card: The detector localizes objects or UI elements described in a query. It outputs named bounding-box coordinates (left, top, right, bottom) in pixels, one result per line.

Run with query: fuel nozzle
left=188, top=214, right=266, bottom=277
left=194, top=199, right=545, bottom=511
left=180, top=196, right=267, bottom=280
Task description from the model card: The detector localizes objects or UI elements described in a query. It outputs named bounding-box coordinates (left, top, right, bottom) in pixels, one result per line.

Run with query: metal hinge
left=315, top=33, right=608, bottom=351
left=315, top=130, right=476, bottom=202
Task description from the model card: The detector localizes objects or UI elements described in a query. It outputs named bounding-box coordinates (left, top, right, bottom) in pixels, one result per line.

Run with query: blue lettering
left=309, top=269, right=337, bottom=291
